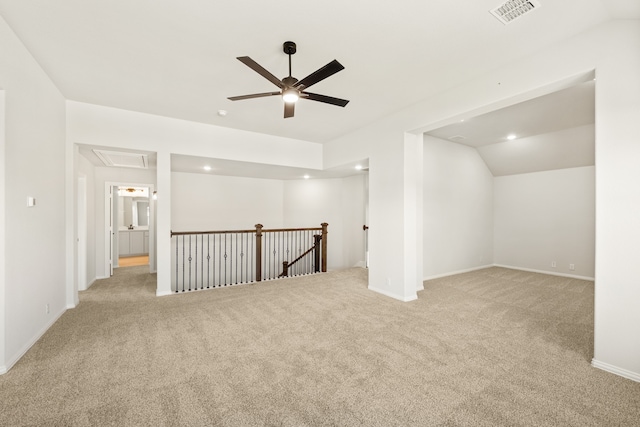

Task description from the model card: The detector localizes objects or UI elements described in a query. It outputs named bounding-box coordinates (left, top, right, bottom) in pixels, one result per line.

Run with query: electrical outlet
left=569, top=264, right=575, bottom=271
left=551, top=261, right=556, bottom=268
left=45, top=303, right=50, bottom=314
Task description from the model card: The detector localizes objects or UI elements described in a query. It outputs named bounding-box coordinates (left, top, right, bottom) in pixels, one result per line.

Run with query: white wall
left=76, top=152, right=96, bottom=288
left=283, top=174, right=367, bottom=270
left=0, top=90, right=5, bottom=373
left=0, top=16, right=67, bottom=373
left=494, top=166, right=595, bottom=278
left=423, top=136, right=494, bottom=279
left=67, top=101, right=323, bottom=169
left=592, top=22, right=640, bottom=380
left=323, top=126, right=422, bottom=301
left=169, top=172, right=367, bottom=271
left=340, top=175, right=367, bottom=269
left=171, top=172, right=284, bottom=231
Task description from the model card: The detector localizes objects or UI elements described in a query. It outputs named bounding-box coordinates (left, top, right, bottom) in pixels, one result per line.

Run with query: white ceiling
left=2, top=1, right=636, bottom=178
left=426, top=80, right=596, bottom=176
left=426, top=81, right=595, bottom=148
left=0, top=0, right=636, bottom=145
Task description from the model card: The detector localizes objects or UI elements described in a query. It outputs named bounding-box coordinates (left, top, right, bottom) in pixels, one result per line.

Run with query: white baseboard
left=79, top=277, right=98, bottom=292
left=423, top=264, right=494, bottom=282
left=493, top=264, right=594, bottom=281
left=156, top=290, right=173, bottom=297
left=0, top=305, right=67, bottom=375
left=592, top=359, right=640, bottom=383
left=368, top=286, right=417, bottom=302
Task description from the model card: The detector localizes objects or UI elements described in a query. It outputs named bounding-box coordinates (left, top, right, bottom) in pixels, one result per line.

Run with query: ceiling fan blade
left=284, top=102, right=295, bottom=118
left=302, top=92, right=350, bottom=107
left=295, top=59, right=344, bottom=90
left=228, top=91, right=281, bottom=101
left=237, top=56, right=284, bottom=88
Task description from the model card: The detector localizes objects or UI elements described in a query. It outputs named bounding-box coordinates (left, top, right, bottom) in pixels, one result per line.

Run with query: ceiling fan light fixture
left=282, top=88, right=299, bottom=103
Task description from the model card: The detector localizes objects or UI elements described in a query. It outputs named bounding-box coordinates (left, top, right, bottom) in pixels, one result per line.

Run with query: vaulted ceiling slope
left=0, top=1, right=637, bottom=144
left=426, top=80, right=595, bottom=176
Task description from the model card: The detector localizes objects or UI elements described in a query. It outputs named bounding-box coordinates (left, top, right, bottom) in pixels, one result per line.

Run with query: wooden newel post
left=321, top=222, right=328, bottom=273
left=282, top=261, right=289, bottom=277
left=313, top=235, right=322, bottom=273
left=255, top=224, right=263, bottom=282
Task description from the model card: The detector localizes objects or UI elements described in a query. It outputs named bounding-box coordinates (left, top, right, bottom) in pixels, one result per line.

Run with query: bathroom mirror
left=118, top=187, right=150, bottom=228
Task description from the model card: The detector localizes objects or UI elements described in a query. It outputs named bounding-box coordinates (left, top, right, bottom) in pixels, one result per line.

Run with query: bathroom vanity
left=118, top=227, right=149, bottom=256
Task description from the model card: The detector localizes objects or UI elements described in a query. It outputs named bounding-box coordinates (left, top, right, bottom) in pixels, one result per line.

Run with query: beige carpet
left=1, top=266, right=639, bottom=426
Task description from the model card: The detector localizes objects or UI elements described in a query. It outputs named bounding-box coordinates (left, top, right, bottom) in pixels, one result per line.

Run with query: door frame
left=104, top=181, right=156, bottom=276
left=77, top=174, right=88, bottom=289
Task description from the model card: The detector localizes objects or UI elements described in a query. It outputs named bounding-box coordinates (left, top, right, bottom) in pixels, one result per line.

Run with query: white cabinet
left=119, top=230, right=149, bottom=256
left=130, top=231, right=144, bottom=254
left=118, top=231, right=130, bottom=255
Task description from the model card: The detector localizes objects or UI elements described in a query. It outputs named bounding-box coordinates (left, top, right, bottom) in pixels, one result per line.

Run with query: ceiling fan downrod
left=282, top=41, right=298, bottom=89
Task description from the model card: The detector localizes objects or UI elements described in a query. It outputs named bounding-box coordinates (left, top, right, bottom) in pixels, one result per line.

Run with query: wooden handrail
left=286, top=243, right=317, bottom=268
left=171, top=229, right=255, bottom=236
left=171, top=223, right=328, bottom=289
left=262, top=227, right=322, bottom=233
left=171, top=226, right=322, bottom=237
left=279, top=243, right=317, bottom=277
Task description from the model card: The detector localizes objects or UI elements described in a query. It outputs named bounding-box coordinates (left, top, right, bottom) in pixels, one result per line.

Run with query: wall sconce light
left=152, top=191, right=157, bottom=200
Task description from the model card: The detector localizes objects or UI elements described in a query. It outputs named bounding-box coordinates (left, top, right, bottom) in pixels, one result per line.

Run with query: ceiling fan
left=227, top=41, right=349, bottom=118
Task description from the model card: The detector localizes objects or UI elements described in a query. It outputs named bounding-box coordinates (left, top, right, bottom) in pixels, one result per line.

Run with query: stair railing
left=170, top=223, right=327, bottom=293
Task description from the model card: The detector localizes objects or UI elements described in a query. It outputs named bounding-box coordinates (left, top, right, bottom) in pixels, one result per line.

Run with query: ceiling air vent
left=490, top=0, right=541, bottom=25
left=93, top=149, right=148, bottom=169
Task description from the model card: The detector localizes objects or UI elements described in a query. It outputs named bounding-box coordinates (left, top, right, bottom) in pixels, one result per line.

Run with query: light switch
left=27, top=197, right=36, bottom=207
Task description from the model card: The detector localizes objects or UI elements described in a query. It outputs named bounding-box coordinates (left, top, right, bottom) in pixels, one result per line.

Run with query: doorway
left=104, top=182, right=156, bottom=276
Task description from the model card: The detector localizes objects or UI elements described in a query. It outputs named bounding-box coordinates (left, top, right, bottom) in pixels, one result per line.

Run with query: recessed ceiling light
left=355, top=165, right=363, bottom=170
left=217, top=110, right=228, bottom=117
left=507, top=134, right=517, bottom=140
left=203, top=165, right=212, bottom=171
left=303, top=174, right=310, bottom=179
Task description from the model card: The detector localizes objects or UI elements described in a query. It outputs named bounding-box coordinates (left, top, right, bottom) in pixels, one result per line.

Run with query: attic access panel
left=93, top=149, right=148, bottom=169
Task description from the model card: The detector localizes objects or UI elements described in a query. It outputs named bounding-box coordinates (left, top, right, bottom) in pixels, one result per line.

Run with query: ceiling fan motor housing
left=282, top=76, right=298, bottom=87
